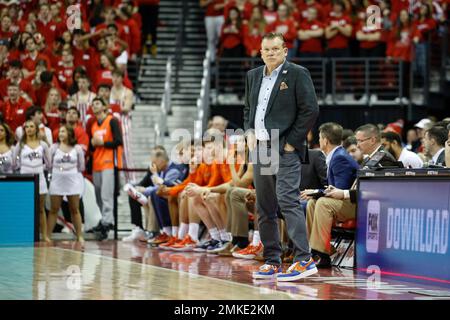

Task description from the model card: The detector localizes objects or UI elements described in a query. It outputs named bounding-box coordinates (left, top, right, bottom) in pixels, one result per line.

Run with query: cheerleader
left=0, top=122, right=15, bottom=174
left=13, top=120, right=51, bottom=242
left=47, top=125, right=85, bottom=243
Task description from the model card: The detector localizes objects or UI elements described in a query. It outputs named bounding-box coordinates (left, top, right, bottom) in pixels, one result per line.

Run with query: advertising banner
left=356, top=178, right=450, bottom=286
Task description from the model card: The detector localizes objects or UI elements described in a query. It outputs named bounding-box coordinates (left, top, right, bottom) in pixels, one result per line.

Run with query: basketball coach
left=243, top=33, right=320, bottom=282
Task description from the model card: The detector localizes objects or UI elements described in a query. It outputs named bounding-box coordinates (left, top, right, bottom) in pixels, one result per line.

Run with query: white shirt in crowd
left=398, top=148, right=423, bottom=168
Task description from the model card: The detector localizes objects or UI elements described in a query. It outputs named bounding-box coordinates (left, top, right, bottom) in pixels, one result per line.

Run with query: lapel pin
left=282, top=70, right=288, bottom=74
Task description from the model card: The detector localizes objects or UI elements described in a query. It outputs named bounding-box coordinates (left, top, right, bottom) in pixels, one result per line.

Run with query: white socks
left=172, top=226, right=179, bottom=238
left=178, top=223, right=188, bottom=239
left=252, top=230, right=260, bottom=246
left=188, top=223, right=199, bottom=242
left=163, top=227, right=172, bottom=236
left=219, top=229, right=232, bottom=242
left=209, top=228, right=220, bottom=240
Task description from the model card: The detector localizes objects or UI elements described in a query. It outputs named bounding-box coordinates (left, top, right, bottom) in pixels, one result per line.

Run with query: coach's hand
left=284, top=143, right=295, bottom=152
left=324, top=186, right=345, bottom=200
left=246, top=132, right=256, bottom=151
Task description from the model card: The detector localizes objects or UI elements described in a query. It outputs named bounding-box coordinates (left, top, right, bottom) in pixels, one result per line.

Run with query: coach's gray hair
left=355, top=124, right=381, bottom=142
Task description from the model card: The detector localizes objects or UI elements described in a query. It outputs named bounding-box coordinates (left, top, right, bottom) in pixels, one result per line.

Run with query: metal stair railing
left=154, top=56, right=173, bottom=146
left=195, top=50, right=212, bottom=140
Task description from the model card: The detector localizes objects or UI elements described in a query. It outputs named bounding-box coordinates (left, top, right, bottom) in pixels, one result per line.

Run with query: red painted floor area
left=50, top=240, right=450, bottom=300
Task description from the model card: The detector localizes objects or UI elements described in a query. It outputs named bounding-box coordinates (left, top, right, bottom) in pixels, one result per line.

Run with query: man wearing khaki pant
left=305, top=124, right=399, bottom=268
left=303, top=122, right=359, bottom=267
left=306, top=197, right=356, bottom=258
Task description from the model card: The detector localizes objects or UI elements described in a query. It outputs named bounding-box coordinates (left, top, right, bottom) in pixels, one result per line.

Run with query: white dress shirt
left=398, top=148, right=423, bottom=168
left=325, top=145, right=340, bottom=176
left=254, top=61, right=285, bottom=141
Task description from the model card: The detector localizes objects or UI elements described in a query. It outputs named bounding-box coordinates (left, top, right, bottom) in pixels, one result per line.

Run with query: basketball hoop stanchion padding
left=0, top=174, right=39, bottom=245
left=34, top=174, right=39, bottom=242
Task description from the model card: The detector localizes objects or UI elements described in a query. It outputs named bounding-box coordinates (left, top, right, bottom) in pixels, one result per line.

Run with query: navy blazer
left=327, top=146, right=359, bottom=190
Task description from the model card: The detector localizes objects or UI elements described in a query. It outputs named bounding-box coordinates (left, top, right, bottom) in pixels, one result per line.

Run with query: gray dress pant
left=252, top=144, right=311, bottom=265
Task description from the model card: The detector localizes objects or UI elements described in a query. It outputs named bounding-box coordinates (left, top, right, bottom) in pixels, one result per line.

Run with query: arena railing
left=214, top=57, right=416, bottom=107
left=174, top=0, right=188, bottom=93
left=154, top=56, right=173, bottom=146
left=195, top=50, right=212, bottom=139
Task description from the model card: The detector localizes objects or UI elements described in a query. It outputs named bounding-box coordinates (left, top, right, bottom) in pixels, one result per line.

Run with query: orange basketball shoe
left=148, top=233, right=171, bottom=246
left=233, top=242, right=263, bottom=260
left=159, top=236, right=180, bottom=250
left=170, top=235, right=197, bottom=252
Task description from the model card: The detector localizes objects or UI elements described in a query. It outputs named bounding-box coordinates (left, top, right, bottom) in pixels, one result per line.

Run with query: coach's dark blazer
left=243, top=60, right=319, bottom=163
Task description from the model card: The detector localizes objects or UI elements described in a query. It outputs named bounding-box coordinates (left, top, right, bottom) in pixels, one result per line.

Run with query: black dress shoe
left=95, top=224, right=114, bottom=241
left=90, top=222, right=104, bottom=233
left=312, top=252, right=332, bottom=269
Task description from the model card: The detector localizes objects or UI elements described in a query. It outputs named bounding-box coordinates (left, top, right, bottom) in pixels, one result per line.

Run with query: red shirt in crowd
left=56, top=65, right=75, bottom=92
left=242, top=22, right=264, bottom=56
left=204, top=0, right=225, bottom=17
left=386, top=26, right=418, bottom=62
left=413, top=18, right=437, bottom=43
left=391, top=0, right=411, bottom=22
left=21, top=52, right=52, bottom=73
left=0, top=29, right=14, bottom=40
left=219, top=23, right=243, bottom=50
left=118, top=18, right=141, bottom=55
left=298, top=20, right=324, bottom=53
left=0, top=78, right=36, bottom=103
left=0, top=97, right=32, bottom=132
left=356, top=22, right=381, bottom=49
left=297, top=1, right=331, bottom=22
left=326, top=13, right=352, bottom=49
left=266, top=18, right=297, bottom=49
left=224, top=0, right=253, bottom=21
left=95, top=23, right=127, bottom=45
left=44, top=106, right=63, bottom=133
left=72, top=45, right=98, bottom=80
left=35, top=19, right=62, bottom=47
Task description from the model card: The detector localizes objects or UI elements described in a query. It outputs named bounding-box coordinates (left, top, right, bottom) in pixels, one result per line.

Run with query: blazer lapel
left=265, top=61, right=289, bottom=116
left=250, top=67, right=264, bottom=125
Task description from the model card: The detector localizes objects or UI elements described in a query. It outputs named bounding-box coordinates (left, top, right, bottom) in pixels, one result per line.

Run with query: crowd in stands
left=0, top=0, right=162, bottom=242
left=203, top=0, right=449, bottom=98
left=123, top=114, right=450, bottom=268
left=203, top=0, right=448, bottom=61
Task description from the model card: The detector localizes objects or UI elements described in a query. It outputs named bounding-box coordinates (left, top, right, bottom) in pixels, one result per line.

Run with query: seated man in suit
left=423, top=125, right=447, bottom=167
left=302, top=122, right=359, bottom=268
left=300, top=148, right=328, bottom=192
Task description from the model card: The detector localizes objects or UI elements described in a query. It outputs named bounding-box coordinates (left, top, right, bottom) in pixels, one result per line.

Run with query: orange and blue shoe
left=276, top=258, right=318, bottom=282
left=252, top=264, right=282, bottom=279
